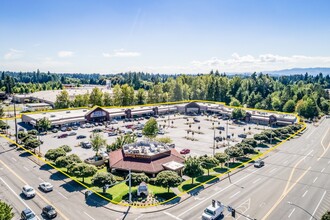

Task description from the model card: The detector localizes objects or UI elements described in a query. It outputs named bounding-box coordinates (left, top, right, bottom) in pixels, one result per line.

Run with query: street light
left=287, top=201, right=316, bottom=219
left=212, top=122, right=215, bottom=155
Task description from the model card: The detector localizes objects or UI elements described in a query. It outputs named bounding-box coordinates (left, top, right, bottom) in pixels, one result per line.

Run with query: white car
left=22, top=185, right=36, bottom=198
left=39, top=182, right=53, bottom=192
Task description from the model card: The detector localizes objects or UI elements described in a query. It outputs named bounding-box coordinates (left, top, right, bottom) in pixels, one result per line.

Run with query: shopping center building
left=21, top=102, right=298, bottom=127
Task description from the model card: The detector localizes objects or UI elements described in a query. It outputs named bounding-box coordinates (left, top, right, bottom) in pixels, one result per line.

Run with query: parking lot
left=4, top=113, right=271, bottom=160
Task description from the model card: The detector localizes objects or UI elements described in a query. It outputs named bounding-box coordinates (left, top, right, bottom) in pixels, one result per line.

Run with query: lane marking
left=309, top=191, right=327, bottom=220
left=0, top=177, right=41, bottom=220
left=252, top=178, right=261, bottom=184
left=305, top=128, right=315, bottom=139
left=178, top=169, right=259, bottom=217
left=57, top=191, right=68, bottom=199
left=321, top=168, right=325, bottom=173
left=135, top=214, right=144, bottom=220
left=23, top=166, right=29, bottom=171
left=313, top=177, right=318, bottom=183
left=83, top=211, right=96, bottom=220
left=302, top=190, right=308, bottom=198
left=164, top=211, right=182, bottom=220
left=0, top=160, right=70, bottom=220
left=283, top=160, right=288, bottom=165
left=288, top=208, right=295, bottom=218
left=262, top=166, right=311, bottom=220
left=269, top=168, right=277, bottom=174
left=317, top=127, right=330, bottom=161
left=229, top=191, right=240, bottom=199
left=11, top=157, right=17, bottom=162
left=38, top=177, right=45, bottom=182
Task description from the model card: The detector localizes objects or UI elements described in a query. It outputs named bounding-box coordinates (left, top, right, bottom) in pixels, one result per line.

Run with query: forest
left=1, top=70, right=329, bottom=119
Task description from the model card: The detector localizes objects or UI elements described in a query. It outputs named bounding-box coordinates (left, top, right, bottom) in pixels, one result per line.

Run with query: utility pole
left=226, top=119, right=229, bottom=146
left=212, top=122, right=215, bottom=156
left=13, top=102, right=18, bottom=144
left=129, top=169, right=132, bottom=204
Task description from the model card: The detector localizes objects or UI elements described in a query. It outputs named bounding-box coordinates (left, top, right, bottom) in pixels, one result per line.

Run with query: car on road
left=77, top=135, right=86, bottom=139
left=42, top=205, right=57, bottom=219
left=22, top=185, right=35, bottom=198
left=202, top=200, right=224, bottom=220
left=254, top=160, right=265, bottom=168
left=21, top=208, right=37, bottom=220
left=68, top=132, right=77, bottom=136
left=180, top=148, right=190, bottom=154
left=39, top=182, right=53, bottom=192
left=238, top=134, right=247, bottom=138
left=81, top=141, right=92, bottom=148
left=58, top=133, right=68, bottom=138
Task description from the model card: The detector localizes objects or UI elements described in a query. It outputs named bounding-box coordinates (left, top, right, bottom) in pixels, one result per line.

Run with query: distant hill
left=264, top=67, right=330, bottom=76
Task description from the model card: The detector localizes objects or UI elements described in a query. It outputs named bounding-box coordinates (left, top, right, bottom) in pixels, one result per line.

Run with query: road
left=0, top=118, right=329, bottom=220
left=0, top=139, right=126, bottom=220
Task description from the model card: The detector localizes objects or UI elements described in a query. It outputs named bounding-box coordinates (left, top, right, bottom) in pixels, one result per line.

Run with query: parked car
left=125, top=130, right=133, bottom=134
left=66, top=127, right=72, bottom=131
left=158, top=130, right=165, bottom=135
left=21, top=208, right=37, bottom=220
left=217, top=126, right=225, bottom=131
left=145, top=116, right=151, bottom=119
left=60, top=127, right=67, bottom=132
left=238, top=134, right=247, bottom=138
left=22, top=185, right=35, bottom=198
left=77, top=135, right=87, bottom=139
left=85, top=123, right=92, bottom=128
left=72, top=126, right=78, bottom=130
left=110, top=120, right=118, bottom=124
left=180, top=148, right=190, bottom=154
left=52, top=128, right=58, bottom=133
left=223, top=116, right=230, bottom=120
left=39, top=182, right=53, bottom=192
left=19, top=127, right=25, bottom=132
left=168, top=143, right=175, bottom=148
left=81, top=141, right=92, bottom=148
left=58, top=133, right=68, bottom=139
left=193, top=117, right=200, bottom=122
left=214, top=136, right=223, bottom=141
left=160, top=115, right=165, bottom=118
left=92, top=128, right=102, bottom=133
left=68, top=132, right=77, bottom=136
left=153, top=115, right=159, bottom=118
left=108, top=132, right=117, bottom=136
left=42, top=205, right=57, bottom=219
left=254, top=160, right=265, bottom=168
left=80, top=124, right=86, bottom=128
left=136, top=132, right=143, bottom=137
left=126, top=124, right=134, bottom=129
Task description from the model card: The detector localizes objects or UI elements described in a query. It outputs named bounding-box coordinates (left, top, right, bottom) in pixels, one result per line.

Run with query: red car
left=58, top=133, right=68, bottom=138
left=180, top=148, right=190, bottom=154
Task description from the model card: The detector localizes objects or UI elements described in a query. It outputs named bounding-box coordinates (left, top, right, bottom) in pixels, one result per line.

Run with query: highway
left=0, top=118, right=329, bottom=220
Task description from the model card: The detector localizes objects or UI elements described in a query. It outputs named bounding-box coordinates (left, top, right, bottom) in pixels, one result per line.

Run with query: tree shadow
left=60, top=180, right=85, bottom=193
left=50, top=171, right=69, bottom=181
left=214, top=167, right=229, bottom=173
left=182, top=184, right=204, bottom=196
left=257, top=143, right=269, bottom=148
left=237, top=156, right=252, bottom=163
left=19, top=151, right=32, bottom=157
left=227, top=162, right=244, bottom=169
left=155, top=192, right=177, bottom=202
left=85, top=192, right=111, bottom=207
left=196, top=175, right=218, bottom=184
left=39, top=164, right=53, bottom=171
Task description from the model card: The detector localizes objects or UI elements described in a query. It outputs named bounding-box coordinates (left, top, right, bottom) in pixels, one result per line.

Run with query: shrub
left=45, top=148, right=66, bottom=161
left=59, top=145, right=72, bottom=152
left=129, top=173, right=150, bottom=186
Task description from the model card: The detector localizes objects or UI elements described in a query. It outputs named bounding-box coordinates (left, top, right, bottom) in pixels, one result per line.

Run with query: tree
left=103, top=92, right=112, bottom=106
left=200, top=156, right=218, bottom=176
left=90, top=133, right=107, bottom=156
left=0, top=105, right=4, bottom=118
left=55, top=90, right=71, bottom=109
left=183, top=157, right=204, bottom=184
left=24, top=138, right=41, bottom=153
left=156, top=171, right=183, bottom=192
left=68, top=163, right=97, bottom=183
left=55, top=154, right=81, bottom=168
left=321, top=211, right=330, bottom=220
left=142, top=118, right=158, bottom=139
left=45, top=148, right=66, bottom=161
left=59, top=145, right=72, bottom=152
left=136, top=89, right=147, bottom=105
left=0, top=200, right=14, bottom=220
left=89, top=87, right=103, bottom=106
left=130, top=173, right=150, bottom=186
left=121, top=84, right=135, bottom=106
left=107, top=134, right=136, bottom=151
left=155, top=136, right=172, bottom=144
left=253, top=133, right=269, bottom=143
left=235, top=143, right=255, bottom=154
left=92, top=172, right=116, bottom=190
left=232, top=108, right=246, bottom=120
left=241, top=138, right=257, bottom=148
left=230, top=97, right=241, bottom=107
left=214, top=152, right=229, bottom=167
left=112, top=84, right=123, bottom=106
left=224, top=146, right=244, bottom=162
left=282, top=100, right=295, bottom=113
left=36, top=117, right=51, bottom=132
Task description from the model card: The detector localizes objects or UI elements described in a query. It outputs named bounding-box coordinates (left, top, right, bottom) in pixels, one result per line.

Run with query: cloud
left=103, top=49, right=141, bottom=58
left=58, top=51, right=74, bottom=58
left=4, top=49, right=24, bottom=60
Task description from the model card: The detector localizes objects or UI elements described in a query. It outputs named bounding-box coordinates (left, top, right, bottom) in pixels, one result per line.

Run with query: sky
left=1, top=0, right=330, bottom=74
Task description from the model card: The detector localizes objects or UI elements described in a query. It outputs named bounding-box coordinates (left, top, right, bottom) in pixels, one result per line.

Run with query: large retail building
left=21, top=102, right=297, bottom=127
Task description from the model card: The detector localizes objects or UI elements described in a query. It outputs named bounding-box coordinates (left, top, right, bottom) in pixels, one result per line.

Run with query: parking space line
left=321, top=168, right=325, bottom=173
left=313, top=177, right=318, bottom=183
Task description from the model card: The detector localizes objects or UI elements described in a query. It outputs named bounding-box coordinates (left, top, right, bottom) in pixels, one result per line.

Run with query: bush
left=92, top=172, right=116, bottom=188
left=55, top=154, right=81, bottom=168
left=28, top=129, right=38, bottom=135
left=155, top=137, right=172, bottom=144
left=59, top=145, right=72, bottom=152
left=241, top=138, right=257, bottom=148
left=149, top=178, right=157, bottom=185
left=129, top=173, right=150, bottom=186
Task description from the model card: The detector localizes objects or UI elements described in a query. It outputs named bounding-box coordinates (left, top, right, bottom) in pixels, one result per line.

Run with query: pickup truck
left=202, top=200, right=224, bottom=220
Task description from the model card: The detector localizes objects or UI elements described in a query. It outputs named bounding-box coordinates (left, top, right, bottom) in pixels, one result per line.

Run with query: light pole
left=212, top=122, right=215, bottom=156
left=128, top=169, right=132, bottom=204
left=287, top=201, right=316, bottom=219
left=13, top=101, right=18, bottom=144
left=226, top=119, right=229, bottom=146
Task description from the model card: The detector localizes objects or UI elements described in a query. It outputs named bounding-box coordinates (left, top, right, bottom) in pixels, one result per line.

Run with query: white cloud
left=58, top=51, right=74, bottom=58
left=4, top=49, right=24, bottom=60
left=103, top=49, right=141, bottom=58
